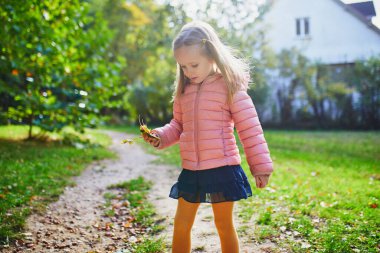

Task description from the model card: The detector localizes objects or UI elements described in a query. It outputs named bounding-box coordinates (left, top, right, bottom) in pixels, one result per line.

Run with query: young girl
left=143, top=20, right=274, bottom=253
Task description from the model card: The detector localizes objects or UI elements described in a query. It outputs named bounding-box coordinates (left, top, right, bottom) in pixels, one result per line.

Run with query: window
left=296, top=19, right=301, bottom=35
left=304, top=18, right=309, bottom=35
left=295, top=17, right=310, bottom=37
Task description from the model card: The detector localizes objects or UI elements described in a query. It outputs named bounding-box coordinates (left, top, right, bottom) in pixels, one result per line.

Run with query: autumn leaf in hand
left=139, top=115, right=160, bottom=140
left=121, top=115, right=159, bottom=144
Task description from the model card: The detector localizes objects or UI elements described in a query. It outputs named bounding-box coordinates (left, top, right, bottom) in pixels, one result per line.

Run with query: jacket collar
left=189, top=72, right=223, bottom=85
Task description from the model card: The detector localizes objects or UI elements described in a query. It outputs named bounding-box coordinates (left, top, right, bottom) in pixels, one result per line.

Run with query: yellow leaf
left=121, top=139, right=135, bottom=144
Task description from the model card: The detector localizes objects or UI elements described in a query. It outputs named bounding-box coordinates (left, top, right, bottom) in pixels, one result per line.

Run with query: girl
left=143, top=20, right=274, bottom=253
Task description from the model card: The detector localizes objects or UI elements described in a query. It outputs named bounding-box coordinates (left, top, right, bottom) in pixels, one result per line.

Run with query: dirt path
left=4, top=131, right=280, bottom=253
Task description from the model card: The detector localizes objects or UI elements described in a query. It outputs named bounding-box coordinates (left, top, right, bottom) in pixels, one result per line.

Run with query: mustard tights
left=171, top=197, right=239, bottom=253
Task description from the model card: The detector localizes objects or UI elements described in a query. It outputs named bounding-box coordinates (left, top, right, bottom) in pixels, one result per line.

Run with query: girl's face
left=174, top=45, right=215, bottom=84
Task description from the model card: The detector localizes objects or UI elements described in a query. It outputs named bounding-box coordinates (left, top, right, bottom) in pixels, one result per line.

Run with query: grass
left=117, top=126, right=380, bottom=252
left=0, top=125, right=115, bottom=245
left=251, top=130, right=380, bottom=252
left=133, top=237, right=166, bottom=253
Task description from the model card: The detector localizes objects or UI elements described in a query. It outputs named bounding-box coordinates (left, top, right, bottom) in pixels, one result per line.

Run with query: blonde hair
left=172, top=20, right=250, bottom=104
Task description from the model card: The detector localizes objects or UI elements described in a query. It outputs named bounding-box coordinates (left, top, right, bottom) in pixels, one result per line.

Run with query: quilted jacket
left=152, top=73, right=273, bottom=177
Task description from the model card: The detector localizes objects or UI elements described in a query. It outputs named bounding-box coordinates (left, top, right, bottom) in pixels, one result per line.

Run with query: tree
left=99, top=0, right=188, bottom=124
left=350, top=56, right=380, bottom=129
left=272, top=48, right=353, bottom=128
left=0, top=0, right=121, bottom=139
left=273, top=48, right=314, bottom=126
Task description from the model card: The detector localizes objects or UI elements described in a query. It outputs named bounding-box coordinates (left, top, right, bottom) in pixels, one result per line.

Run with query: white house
left=261, top=0, right=380, bottom=64
left=256, top=0, right=380, bottom=123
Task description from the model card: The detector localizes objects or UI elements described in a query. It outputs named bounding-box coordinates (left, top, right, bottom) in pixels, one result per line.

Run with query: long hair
left=172, top=20, right=250, bottom=104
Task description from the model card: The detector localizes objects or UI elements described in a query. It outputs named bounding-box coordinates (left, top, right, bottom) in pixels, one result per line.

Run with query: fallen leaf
left=123, top=222, right=132, bottom=228
left=29, top=195, right=38, bottom=202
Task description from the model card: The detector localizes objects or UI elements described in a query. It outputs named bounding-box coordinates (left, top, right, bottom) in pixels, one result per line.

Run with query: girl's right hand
left=254, top=175, right=270, bottom=188
left=142, top=133, right=161, bottom=147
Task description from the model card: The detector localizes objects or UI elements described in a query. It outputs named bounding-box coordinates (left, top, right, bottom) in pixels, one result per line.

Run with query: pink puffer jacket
left=152, top=73, right=273, bottom=177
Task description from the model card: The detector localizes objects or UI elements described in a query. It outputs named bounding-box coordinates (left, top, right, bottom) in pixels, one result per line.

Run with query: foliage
left=350, top=56, right=380, bottom=129
left=1, top=0, right=377, bottom=133
left=274, top=48, right=315, bottom=125
left=98, top=0, right=185, bottom=125
left=116, top=0, right=275, bottom=124
left=269, top=48, right=380, bottom=129
left=0, top=0, right=122, bottom=138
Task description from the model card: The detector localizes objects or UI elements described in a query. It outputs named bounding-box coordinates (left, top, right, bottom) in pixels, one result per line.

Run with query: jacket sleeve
left=151, top=98, right=183, bottom=149
left=230, top=90, right=274, bottom=177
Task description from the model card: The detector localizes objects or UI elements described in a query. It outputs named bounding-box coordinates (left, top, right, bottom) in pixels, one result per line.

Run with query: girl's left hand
left=254, top=175, right=270, bottom=188
left=142, top=132, right=161, bottom=147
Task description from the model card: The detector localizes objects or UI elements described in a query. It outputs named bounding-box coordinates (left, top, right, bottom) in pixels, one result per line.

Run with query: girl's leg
left=172, top=197, right=200, bottom=253
left=212, top=201, right=239, bottom=253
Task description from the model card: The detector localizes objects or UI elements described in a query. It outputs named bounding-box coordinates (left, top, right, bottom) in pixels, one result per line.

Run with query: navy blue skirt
left=169, top=164, right=253, bottom=203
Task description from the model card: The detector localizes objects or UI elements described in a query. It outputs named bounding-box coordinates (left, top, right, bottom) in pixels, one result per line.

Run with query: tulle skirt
left=169, top=164, right=252, bottom=203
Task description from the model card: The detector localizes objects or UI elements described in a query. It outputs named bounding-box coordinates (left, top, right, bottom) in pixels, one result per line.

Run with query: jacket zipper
left=194, top=81, right=203, bottom=170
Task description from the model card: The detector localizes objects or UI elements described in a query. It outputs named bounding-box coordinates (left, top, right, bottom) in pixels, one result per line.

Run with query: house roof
left=333, top=0, right=380, bottom=36
left=348, top=1, right=376, bottom=19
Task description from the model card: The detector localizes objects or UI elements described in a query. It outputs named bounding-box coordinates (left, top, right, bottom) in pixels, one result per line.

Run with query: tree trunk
left=28, top=113, right=33, bottom=140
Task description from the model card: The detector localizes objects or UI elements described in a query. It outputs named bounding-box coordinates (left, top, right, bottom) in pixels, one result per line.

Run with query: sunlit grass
left=244, top=130, right=380, bottom=252
left=0, top=125, right=112, bottom=146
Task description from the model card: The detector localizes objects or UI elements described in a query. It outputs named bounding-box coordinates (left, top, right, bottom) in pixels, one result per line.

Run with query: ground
left=4, top=131, right=281, bottom=253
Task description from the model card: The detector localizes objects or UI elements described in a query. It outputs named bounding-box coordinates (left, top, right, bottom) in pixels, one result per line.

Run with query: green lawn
left=240, top=130, right=380, bottom=253
left=0, top=125, right=116, bottom=245
left=116, top=126, right=380, bottom=253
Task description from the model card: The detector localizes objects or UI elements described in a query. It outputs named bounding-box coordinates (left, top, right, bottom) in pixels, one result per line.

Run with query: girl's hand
left=142, top=132, right=161, bottom=147
left=254, top=175, right=270, bottom=188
